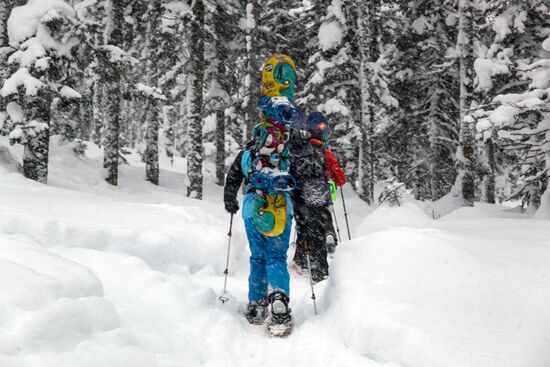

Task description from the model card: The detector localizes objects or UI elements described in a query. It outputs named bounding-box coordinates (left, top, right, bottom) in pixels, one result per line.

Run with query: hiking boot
left=267, top=290, right=291, bottom=325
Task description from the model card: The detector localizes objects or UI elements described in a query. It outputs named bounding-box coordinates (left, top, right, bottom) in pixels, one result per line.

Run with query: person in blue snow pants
left=223, top=141, right=293, bottom=324
left=244, top=217, right=291, bottom=301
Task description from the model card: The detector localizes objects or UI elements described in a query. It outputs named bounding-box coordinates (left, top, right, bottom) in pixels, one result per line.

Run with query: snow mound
left=326, top=224, right=550, bottom=367
left=0, top=146, right=22, bottom=174
left=358, top=202, right=430, bottom=236
left=0, top=234, right=129, bottom=359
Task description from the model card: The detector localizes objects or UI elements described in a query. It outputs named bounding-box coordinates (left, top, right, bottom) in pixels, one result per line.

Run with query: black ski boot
left=245, top=300, right=268, bottom=325
left=267, top=290, right=292, bottom=337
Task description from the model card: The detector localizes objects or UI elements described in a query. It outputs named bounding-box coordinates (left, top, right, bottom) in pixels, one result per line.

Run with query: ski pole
left=329, top=204, right=342, bottom=243
left=219, top=213, right=234, bottom=304
left=340, top=187, right=351, bottom=240
left=303, top=239, right=318, bottom=315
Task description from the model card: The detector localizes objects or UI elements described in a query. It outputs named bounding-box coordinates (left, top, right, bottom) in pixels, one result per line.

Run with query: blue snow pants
left=244, top=217, right=292, bottom=302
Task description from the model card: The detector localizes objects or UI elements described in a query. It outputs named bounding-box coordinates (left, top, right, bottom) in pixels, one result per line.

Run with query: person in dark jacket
left=223, top=140, right=293, bottom=326
left=290, top=112, right=346, bottom=282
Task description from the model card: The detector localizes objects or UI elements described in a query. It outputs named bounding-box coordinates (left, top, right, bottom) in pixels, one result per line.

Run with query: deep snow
left=0, top=137, right=549, bottom=367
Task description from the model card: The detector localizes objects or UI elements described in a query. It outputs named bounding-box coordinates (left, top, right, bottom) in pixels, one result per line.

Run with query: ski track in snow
left=0, top=139, right=549, bottom=367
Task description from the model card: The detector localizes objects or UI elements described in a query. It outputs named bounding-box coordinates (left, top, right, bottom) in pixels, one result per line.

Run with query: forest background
left=1, top=0, right=549, bottom=216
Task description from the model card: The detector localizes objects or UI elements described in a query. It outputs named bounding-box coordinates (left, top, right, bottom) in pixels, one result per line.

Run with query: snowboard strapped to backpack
left=249, top=54, right=301, bottom=237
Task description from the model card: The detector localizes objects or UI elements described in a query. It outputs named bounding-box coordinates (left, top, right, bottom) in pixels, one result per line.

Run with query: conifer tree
left=457, top=0, right=476, bottom=206
left=99, top=0, right=129, bottom=186
left=186, top=0, right=206, bottom=199
left=139, top=0, right=163, bottom=185
left=1, top=0, right=81, bottom=183
left=473, top=0, right=549, bottom=204
left=388, top=0, right=459, bottom=201
left=206, top=4, right=235, bottom=186
left=302, top=0, right=361, bottom=188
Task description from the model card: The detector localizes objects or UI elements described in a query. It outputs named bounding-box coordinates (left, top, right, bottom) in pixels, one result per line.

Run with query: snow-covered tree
left=473, top=0, right=550, bottom=205
left=301, top=0, right=360, bottom=190
left=138, top=0, right=164, bottom=185
left=99, top=0, right=130, bottom=186
left=1, top=0, right=81, bottom=183
left=356, top=0, right=398, bottom=204
left=205, top=3, right=238, bottom=186
left=385, top=0, right=459, bottom=201
left=477, top=32, right=550, bottom=215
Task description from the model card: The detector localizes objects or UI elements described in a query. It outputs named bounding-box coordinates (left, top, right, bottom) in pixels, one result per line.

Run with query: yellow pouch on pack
left=254, top=193, right=287, bottom=237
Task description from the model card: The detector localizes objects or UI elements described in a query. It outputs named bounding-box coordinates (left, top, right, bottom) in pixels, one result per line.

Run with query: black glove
left=224, top=197, right=239, bottom=214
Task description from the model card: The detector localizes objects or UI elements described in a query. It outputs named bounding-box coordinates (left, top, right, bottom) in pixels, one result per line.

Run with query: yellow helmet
left=261, top=54, right=297, bottom=101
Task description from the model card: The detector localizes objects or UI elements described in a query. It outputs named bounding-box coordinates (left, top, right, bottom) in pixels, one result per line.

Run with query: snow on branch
left=7, top=0, right=75, bottom=47
left=0, top=68, right=45, bottom=97
left=135, top=83, right=167, bottom=101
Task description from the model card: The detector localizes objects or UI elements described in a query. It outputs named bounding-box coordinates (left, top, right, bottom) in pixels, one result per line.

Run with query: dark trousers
left=293, top=204, right=332, bottom=277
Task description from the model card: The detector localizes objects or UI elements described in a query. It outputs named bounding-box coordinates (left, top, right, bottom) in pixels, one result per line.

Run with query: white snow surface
left=0, top=137, right=549, bottom=367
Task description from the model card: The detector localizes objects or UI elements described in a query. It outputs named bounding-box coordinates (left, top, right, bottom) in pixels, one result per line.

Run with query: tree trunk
left=23, top=128, right=49, bottom=184
left=0, top=1, right=9, bottom=47
left=216, top=109, right=226, bottom=186
left=145, top=101, right=160, bottom=184
left=484, top=136, right=496, bottom=204
left=91, top=80, right=104, bottom=146
left=214, top=5, right=228, bottom=186
left=102, top=0, right=125, bottom=186
left=186, top=0, right=205, bottom=199
left=165, top=105, right=176, bottom=164
left=143, top=0, right=162, bottom=185
left=103, top=89, right=121, bottom=185
left=357, top=0, right=379, bottom=205
left=244, top=0, right=260, bottom=140
left=23, top=89, right=52, bottom=184
left=457, top=0, right=476, bottom=206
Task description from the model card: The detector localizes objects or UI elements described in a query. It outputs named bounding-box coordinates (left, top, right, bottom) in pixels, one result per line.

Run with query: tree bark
left=458, top=0, right=476, bottom=206
left=143, top=0, right=162, bottom=185
left=102, top=0, right=125, bottom=186
left=23, top=89, right=52, bottom=184
left=216, top=109, right=225, bottom=186
left=484, top=136, right=496, bottom=204
left=357, top=0, right=379, bottom=205
left=186, top=0, right=205, bottom=199
left=244, top=0, right=260, bottom=141
left=145, top=101, right=160, bottom=185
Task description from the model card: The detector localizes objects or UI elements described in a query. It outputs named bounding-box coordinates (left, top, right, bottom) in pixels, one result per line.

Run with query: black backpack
left=290, top=140, right=330, bottom=207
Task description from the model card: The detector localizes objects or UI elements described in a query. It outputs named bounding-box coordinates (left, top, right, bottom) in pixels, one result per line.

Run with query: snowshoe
left=245, top=300, right=269, bottom=325
left=266, top=290, right=292, bottom=337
